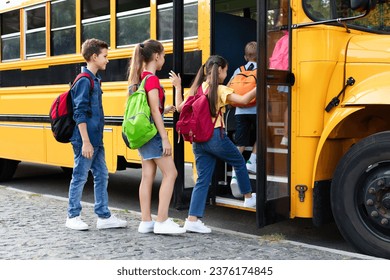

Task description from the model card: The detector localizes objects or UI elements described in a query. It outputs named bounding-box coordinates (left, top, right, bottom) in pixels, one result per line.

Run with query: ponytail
left=189, top=55, right=228, bottom=117
left=128, top=44, right=143, bottom=93
left=208, top=63, right=220, bottom=117
left=189, top=64, right=206, bottom=98
left=127, top=39, right=164, bottom=95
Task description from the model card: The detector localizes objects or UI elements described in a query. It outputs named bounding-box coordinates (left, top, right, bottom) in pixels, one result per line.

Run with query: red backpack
left=49, top=73, right=94, bottom=143
left=228, top=65, right=257, bottom=107
left=176, top=85, right=222, bottom=143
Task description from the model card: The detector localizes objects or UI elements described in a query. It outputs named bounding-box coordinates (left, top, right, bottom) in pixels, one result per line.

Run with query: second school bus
left=1, top=0, right=390, bottom=258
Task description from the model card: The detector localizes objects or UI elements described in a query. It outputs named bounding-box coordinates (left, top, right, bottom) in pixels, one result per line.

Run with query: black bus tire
left=0, top=158, right=19, bottom=182
left=331, top=131, right=390, bottom=258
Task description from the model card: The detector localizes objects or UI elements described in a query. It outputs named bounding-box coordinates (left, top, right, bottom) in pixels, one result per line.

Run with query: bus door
left=211, top=1, right=257, bottom=209
left=257, top=0, right=292, bottom=226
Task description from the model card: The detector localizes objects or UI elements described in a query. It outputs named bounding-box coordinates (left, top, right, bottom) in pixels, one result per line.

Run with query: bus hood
left=341, top=35, right=390, bottom=106
left=346, top=35, right=390, bottom=63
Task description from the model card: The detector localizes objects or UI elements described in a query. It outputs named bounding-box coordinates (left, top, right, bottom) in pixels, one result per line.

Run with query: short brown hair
left=244, top=41, right=257, bottom=62
left=81, top=38, right=108, bottom=61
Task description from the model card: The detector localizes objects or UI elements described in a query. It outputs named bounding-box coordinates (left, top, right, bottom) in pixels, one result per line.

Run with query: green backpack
left=122, top=76, right=157, bottom=149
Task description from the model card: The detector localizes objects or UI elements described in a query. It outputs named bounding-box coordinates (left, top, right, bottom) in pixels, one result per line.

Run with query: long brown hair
left=127, top=39, right=164, bottom=94
left=189, top=55, right=228, bottom=117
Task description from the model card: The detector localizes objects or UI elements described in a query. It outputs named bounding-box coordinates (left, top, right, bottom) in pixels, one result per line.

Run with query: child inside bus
left=270, top=0, right=289, bottom=146
left=270, top=31, right=289, bottom=146
left=66, top=38, right=127, bottom=231
left=170, top=55, right=257, bottom=233
left=227, top=41, right=258, bottom=198
left=128, top=39, right=185, bottom=235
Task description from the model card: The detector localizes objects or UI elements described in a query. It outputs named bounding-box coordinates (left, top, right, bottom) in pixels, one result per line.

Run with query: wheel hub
left=364, top=177, right=390, bottom=228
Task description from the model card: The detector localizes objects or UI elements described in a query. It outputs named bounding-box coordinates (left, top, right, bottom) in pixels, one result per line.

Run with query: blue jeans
left=67, top=145, right=111, bottom=218
left=189, top=128, right=252, bottom=218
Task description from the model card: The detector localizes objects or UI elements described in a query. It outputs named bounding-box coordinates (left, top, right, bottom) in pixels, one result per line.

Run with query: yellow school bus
left=1, top=0, right=390, bottom=258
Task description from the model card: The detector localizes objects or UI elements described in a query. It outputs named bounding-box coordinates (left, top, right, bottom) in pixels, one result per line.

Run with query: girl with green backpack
left=127, top=39, right=185, bottom=235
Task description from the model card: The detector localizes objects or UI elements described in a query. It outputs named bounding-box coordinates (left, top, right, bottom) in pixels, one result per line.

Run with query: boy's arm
left=72, top=78, right=94, bottom=159
left=78, top=123, right=94, bottom=159
left=72, top=78, right=92, bottom=125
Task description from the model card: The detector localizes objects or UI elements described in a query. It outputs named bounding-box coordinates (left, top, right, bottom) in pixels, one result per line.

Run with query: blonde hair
left=244, top=41, right=257, bottom=62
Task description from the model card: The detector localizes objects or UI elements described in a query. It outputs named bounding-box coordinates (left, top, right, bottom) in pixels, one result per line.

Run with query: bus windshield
left=302, top=0, right=390, bottom=33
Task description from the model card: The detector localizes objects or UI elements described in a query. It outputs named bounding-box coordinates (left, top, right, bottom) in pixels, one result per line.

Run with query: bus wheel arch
left=331, top=131, right=390, bottom=258
left=0, top=159, right=20, bottom=182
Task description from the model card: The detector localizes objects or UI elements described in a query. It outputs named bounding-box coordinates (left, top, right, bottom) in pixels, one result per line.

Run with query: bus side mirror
left=350, top=0, right=376, bottom=12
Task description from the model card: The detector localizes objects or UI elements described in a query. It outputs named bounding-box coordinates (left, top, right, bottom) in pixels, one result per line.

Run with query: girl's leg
left=154, top=156, right=178, bottom=222
left=209, top=132, right=252, bottom=197
left=139, top=158, right=157, bottom=221
left=187, top=142, right=217, bottom=221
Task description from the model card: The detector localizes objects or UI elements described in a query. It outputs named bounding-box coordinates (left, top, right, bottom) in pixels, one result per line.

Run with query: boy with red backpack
left=65, top=38, right=127, bottom=231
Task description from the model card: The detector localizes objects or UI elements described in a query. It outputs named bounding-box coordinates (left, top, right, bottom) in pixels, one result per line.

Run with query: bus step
left=227, top=172, right=288, bottom=183
left=214, top=196, right=256, bottom=212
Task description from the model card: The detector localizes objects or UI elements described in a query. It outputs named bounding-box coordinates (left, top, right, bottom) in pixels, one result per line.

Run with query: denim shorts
left=138, top=133, right=163, bottom=160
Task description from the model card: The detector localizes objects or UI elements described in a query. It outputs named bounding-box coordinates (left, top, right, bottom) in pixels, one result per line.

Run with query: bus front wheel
left=331, top=131, right=390, bottom=258
left=0, top=158, right=19, bottom=182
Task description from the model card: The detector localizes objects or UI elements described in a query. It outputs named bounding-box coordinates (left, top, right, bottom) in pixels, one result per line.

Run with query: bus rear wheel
left=0, top=158, right=19, bottom=182
left=331, top=131, right=390, bottom=258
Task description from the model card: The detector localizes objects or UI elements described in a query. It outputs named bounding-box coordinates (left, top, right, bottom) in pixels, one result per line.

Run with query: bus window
left=25, top=5, right=46, bottom=59
left=82, top=0, right=110, bottom=46
left=51, top=0, right=76, bottom=56
left=116, top=0, right=150, bottom=47
left=1, top=9, right=20, bottom=61
left=302, top=0, right=331, bottom=20
left=303, top=0, right=390, bottom=32
left=157, top=0, right=198, bottom=41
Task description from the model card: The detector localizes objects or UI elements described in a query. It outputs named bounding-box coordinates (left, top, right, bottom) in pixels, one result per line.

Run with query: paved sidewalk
left=0, top=186, right=379, bottom=260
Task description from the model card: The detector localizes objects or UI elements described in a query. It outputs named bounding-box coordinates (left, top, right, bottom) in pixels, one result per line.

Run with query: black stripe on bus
left=0, top=114, right=174, bottom=128
left=0, top=51, right=201, bottom=87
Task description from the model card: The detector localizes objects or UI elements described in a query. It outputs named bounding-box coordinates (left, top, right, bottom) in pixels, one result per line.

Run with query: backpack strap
left=71, top=73, right=95, bottom=117
left=72, top=73, right=94, bottom=90
left=128, top=74, right=152, bottom=94
left=199, top=85, right=225, bottom=139
left=138, top=74, right=153, bottom=108
left=239, top=65, right=246, bottom=72
left=140, top=74, right=152, bottom=90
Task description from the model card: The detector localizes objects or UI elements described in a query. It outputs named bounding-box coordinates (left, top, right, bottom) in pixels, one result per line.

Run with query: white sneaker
left=153, top=218, right=186, bottom=234
left=246, top=160, right=256, bottom=174
left=280, top=136, right=288, bottom=146
left=184, top=219, right=211, bottom=233
left=66, top=216, right=89, bottom=231
left=96, top=215, right=127, bottom=229
left=230, top=176, right=243, bottom=198
left=138, top=221, right=155, bottom=233
left=244, top=193, right=257, bottom=208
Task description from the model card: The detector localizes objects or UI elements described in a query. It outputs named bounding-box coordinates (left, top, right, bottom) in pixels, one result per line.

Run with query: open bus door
left=256, top=0, right=292, bottom=226
left=173, top=0, right=292, bottom=226
left=208, top=0, right=292, bottom=225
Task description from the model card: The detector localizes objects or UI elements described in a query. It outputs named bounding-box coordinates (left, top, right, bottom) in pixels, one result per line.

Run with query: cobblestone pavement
left=0, top=186, right=380, bottom=260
